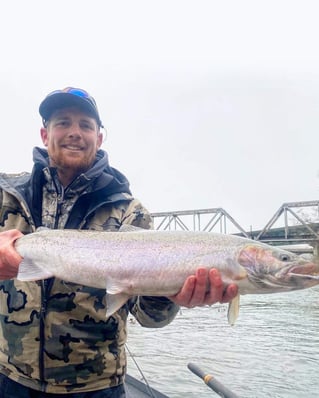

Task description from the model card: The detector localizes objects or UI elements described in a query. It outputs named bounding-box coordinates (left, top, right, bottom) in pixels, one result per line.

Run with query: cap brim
left=39, top=92, right=101, bottom=125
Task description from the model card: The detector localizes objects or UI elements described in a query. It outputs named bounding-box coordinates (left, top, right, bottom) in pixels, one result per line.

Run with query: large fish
left=14, top=226, right=319, bottom=324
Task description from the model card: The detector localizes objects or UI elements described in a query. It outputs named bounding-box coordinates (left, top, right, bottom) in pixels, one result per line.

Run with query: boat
left=125, top=373, right=170, bottom=397
left=125, top=363, right=240, bottom=398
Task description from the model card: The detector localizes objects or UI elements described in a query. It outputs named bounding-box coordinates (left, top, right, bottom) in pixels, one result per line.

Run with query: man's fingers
left=204, top=268, right=224, bottom=305
left=169, top=275, right=196, bottom=306
left=0, top=229, right=24, bottom=279
left=169, top=267, right=239, bottom=308
left=220, top=284, right=239, bottom=303
left=187, top=268, right=208, bottom=307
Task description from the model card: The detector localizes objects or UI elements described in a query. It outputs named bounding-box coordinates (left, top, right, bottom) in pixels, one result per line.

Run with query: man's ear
left=40, top=127, right=49, bottom=147
left=97, top=131, right=103, bottom=148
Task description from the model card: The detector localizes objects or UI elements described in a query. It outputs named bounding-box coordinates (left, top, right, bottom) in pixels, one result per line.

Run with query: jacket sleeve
left=122, top=198, right=180, bottom=328
left=129, top=296, right=180, bottom=328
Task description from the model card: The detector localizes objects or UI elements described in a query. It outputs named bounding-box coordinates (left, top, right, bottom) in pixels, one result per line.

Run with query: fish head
left=237, top=244, right=319, bottom=293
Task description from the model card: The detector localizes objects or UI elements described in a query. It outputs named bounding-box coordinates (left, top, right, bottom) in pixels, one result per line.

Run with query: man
left=0, top=87, right=238, bottom=397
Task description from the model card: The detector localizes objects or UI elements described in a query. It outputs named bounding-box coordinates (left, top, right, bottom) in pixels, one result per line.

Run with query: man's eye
left=57, top=121, right=68, bottom=127
left=81, top=123, right=94, bottom=130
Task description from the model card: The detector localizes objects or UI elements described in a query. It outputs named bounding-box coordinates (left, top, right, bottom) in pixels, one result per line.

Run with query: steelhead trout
left=15, top=226, right=319, bottom=324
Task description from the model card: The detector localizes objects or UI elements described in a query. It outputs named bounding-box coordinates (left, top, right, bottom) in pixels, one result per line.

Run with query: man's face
left=40, top=107, right=103, bottom=176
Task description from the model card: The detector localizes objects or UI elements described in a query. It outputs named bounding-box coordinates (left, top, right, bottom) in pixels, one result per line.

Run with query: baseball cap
left=39, top=87, right=104, bottom=128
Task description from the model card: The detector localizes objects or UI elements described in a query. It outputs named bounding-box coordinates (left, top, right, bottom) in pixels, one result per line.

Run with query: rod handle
left=187, top=362, right=240, bottom=398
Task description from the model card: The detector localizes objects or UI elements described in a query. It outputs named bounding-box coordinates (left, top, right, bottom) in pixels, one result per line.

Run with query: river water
left=126, top=286, right=319, bottom=398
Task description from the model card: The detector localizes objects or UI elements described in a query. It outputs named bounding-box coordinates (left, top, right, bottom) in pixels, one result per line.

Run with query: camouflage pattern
left=0, top=149, right=179, bottom=393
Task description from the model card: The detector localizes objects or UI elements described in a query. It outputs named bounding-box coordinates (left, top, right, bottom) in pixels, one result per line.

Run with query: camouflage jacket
left=0, top=147, right=179, bottom=393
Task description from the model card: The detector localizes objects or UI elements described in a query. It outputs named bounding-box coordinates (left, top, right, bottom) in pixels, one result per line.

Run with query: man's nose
left=68, top=123, right=82, bottom=137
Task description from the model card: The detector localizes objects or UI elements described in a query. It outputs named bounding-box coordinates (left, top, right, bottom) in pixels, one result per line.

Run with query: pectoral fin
left=105, top=277, right=133, bottom=317
left=227, top=294, right=240, bottom=326
left=105, top=292, right=131, bottom=317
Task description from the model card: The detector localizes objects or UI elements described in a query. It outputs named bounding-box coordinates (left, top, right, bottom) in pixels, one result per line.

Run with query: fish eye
left=279, top=253, right=291, bottom=262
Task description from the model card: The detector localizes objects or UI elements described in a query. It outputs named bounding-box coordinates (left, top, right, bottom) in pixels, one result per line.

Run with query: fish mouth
left=286, top=262, right=319, bottom=279
left=248, top=260, right=319, bottom=292
left=275, top=261, right=319, bottom=289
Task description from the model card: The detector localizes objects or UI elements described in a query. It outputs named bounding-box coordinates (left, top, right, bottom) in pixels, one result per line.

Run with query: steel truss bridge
left=150, top=200, right=319, bottom=255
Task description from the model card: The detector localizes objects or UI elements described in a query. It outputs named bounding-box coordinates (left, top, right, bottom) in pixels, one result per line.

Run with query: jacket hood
left=32, top=147, right=131, bottom=195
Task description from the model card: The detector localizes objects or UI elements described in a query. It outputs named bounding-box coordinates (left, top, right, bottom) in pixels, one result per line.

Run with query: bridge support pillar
left=312, top=241, right=319, bottom=261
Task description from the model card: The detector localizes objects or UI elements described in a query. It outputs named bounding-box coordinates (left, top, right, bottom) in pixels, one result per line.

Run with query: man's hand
left=0, top=230, right=23, bottom=279
left=169, top=268, right=238, bottom=307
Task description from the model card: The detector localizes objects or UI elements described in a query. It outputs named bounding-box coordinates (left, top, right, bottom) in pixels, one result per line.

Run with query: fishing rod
left=125, top=343, right=158, bottom=398
left=187, top=362, right=240, bottom=398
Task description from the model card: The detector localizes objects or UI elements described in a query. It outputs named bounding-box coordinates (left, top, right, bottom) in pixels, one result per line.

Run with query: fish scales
left=14, top=226, right=319, bottom=324
left=16, top=229, right=244, bottom=293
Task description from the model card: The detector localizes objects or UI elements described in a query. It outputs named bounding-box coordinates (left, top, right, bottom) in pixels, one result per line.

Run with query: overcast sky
left=1, top=0, right=319, bottom=231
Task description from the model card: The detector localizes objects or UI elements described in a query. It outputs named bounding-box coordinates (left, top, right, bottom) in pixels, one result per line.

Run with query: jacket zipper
left=39, top=280, right=47, bottom=386
left=39, top=185, right=64, bottom=384
left=54, top=186, right=65, bottom=229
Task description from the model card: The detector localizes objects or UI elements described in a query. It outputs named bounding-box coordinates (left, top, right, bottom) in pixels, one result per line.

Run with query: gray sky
left=1, top=0, right=319, bottom=231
